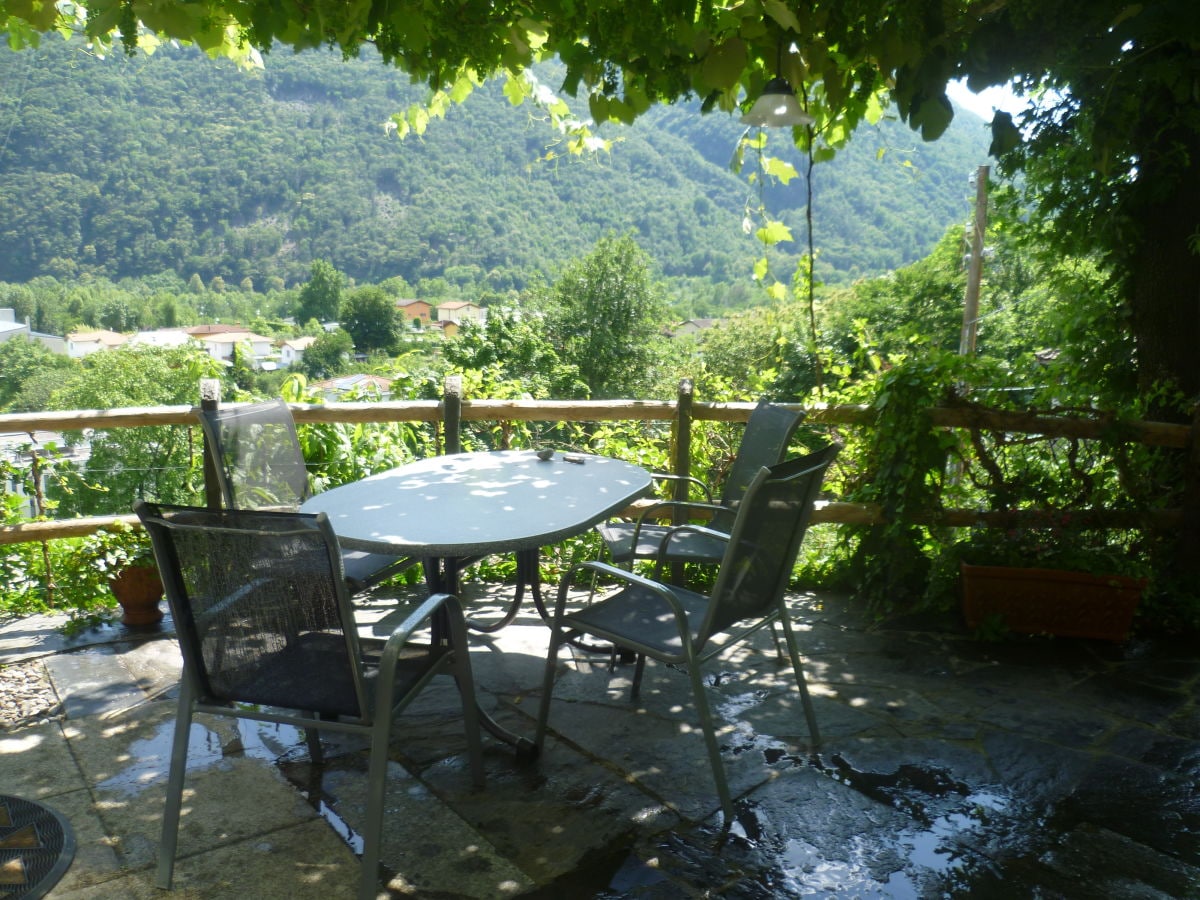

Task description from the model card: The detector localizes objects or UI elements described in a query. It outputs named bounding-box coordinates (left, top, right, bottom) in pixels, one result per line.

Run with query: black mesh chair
left=198, top=398, right=414, bottom=593
left=536, top=447, right=839, bottom=822
left=136, top=501, right=484, bottom=900
left=595, top=401, right=806, bottom=567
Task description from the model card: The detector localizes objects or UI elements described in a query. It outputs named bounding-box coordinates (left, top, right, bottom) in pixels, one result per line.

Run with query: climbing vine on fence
left=834, top=352, right=965, bottom=617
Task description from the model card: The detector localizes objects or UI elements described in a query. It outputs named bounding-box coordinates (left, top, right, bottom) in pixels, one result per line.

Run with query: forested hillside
left=0, top=36, right=990, bottom=299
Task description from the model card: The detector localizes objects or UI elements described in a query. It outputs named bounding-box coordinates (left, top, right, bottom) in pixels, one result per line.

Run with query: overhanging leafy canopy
left=7, top=1, right=1195, bottom=167
left=2, top=0, right=1006, bottom=144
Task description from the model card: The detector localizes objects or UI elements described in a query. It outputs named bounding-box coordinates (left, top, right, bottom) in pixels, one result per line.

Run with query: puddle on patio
left=97, top=717, right=310, bottom=796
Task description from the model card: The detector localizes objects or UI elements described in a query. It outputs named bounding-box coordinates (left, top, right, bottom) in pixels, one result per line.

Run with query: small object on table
left=535, top=448, right=555, bottom=461
left=562, top=453, right=585, bottom=464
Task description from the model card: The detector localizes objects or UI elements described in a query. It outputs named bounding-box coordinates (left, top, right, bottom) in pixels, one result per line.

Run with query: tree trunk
left=1128, top=132, right=1200, bottom=400
left=1127, top=128, right=1200, bottom=577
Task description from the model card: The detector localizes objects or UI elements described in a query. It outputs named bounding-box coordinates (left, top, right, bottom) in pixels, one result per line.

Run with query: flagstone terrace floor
left=1, top=590, right=1198, bottom=898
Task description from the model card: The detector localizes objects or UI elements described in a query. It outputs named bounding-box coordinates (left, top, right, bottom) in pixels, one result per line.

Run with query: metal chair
left=198, top=398, right=414, bottom=593
left=135, top=501, right=484, bottom=900
left=536, top=446, right=839, bottom=823
left=595, top=400, right=806, bottom=567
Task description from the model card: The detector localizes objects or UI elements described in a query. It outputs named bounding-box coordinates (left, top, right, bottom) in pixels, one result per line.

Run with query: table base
left=421, top=553, right=540, bottom=761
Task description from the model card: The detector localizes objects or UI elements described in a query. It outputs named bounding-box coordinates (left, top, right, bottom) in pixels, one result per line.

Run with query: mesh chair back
left=199, top=399, right=310, bottom=510
left=709, top=401, right=805, bottom=532
left=701, top=446, right=838, bottom=638
left=138, top=502, right=367, bottom=719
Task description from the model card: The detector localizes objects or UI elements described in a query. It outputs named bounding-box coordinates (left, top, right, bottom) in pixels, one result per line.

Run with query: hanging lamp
left=741, top=76, right=814, bottom=127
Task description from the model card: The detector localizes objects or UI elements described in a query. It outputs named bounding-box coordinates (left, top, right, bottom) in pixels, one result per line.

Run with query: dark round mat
left=0, top=795, right=75, bottom=900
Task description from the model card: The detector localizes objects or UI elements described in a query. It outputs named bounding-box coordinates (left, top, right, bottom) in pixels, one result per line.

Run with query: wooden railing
left=0, top=379, right=1194, bottom=548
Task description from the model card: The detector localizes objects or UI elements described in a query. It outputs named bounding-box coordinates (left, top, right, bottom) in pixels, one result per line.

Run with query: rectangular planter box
left=960, top=563, right=1144, bottom=641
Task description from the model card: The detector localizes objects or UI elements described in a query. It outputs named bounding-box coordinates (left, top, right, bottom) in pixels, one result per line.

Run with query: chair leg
left=534, top=631, right=565, bottom=753
left=630, top=654, right=647, bottom=699
left=686, top=661, right=736, bottom=824
left=305, top=712, right=325, bottom=765
left=359, top=711, right=393, bottom=900
left=436, top=597, right=487, bottom=787
left=768, top=622, right=785, bottom=659
left=156, top=679, right=196, bottom=890
left=452, top=659, right=486, bottom=789
left=777, top=614, right=821, bottom=748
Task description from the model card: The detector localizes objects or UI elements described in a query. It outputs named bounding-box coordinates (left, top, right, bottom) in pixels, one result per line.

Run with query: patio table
left=300, top=449, right=652, bottom=755
left=302, top=449, right=651, bottom=594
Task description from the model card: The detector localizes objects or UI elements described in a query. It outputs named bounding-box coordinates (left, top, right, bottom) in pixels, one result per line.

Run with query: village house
left=278, top=336, right=316, bottom=368
left=308, top=373, right=393, bottom=401
left=192, top=330, right=277, bottom=369
left=435, top=300, right=486, bottom=328
left=66, top=329, right=127, bottom=358
left=0, top=309, right=30, bottom=345
left=126, top=329, right=195, bottom=350
left=395, top=298, right=433, bottom=327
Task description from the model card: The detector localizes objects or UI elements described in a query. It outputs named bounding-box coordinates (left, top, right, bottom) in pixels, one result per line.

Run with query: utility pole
left=959, top=165, right=990, bottom=356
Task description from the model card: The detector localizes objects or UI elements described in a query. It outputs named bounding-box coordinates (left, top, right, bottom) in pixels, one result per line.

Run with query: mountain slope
left=0, top=37, right=991, bottom=298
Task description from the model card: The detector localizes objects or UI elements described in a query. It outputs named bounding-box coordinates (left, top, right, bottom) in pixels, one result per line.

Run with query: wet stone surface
left=546, top=596, right=1200, bottom=898
left=5, top=590, right=1200, bottom=898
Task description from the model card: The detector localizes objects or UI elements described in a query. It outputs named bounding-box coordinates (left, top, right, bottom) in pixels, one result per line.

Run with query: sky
left=946, top=79, right=1028, bottom=122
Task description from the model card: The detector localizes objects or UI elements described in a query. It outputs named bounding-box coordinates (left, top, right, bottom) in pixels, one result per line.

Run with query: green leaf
left=588, top=92, right=610, bottom=122
left=448, top=73, right=476, bottom=104
left=763, top=156, right=799, bottom=184
left=762, top=0, right=803, bottom=33
left=988, top=112, right=1023, bottom=157
left=701, top=38, right=747, bottom=92
left=914, top=94, right=954, bottom=141
left=517, top=18, right=549, bottom=50
left=502, top=74, right=529, bottom=106
left=755, top=220, right=793, bottom=246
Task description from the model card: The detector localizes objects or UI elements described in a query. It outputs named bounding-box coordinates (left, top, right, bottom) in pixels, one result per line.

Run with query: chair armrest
left=649, top=472, right=714, bottom=504
left=556, top=560, right=691, bottom=629
left=626, top=500, right=728, bottom=552
left=650, top=524, right=730, bottom=578
left=373, top=592, right=461, bottom=686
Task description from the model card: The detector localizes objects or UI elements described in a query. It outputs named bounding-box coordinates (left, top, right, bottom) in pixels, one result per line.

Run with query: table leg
left=423, top=555, right=538, bottom=761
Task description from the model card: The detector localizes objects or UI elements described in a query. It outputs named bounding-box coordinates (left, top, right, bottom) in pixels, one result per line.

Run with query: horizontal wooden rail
left=0, top=396, right=1190, bottom=548
left=1, top=400, right=1188, bottom=446
left=0, top=514, right=141, bottom=545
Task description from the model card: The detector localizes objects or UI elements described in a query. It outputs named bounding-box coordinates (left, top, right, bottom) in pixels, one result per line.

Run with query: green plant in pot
left=85, top=520, right=164, bottom=626
left=940, top=514, right=1148, bottom=641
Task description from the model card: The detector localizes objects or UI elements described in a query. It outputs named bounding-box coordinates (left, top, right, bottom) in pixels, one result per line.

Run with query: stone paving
left=1, top=590, right=1198, bottom=898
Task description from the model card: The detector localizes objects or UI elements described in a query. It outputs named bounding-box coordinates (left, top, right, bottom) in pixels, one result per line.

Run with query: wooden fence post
left=199, top=378, right=222, bottom=509
left=443, top=375, right=462, bottom=456
left=671, top=379, right=694, bottom=584
left=672, top=378, right=694, bottom=496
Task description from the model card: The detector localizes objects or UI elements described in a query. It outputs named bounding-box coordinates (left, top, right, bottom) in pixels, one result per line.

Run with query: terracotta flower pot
left=961, top=562, right=1144, bottom=641
left=109, top=565, right=165, bottom=626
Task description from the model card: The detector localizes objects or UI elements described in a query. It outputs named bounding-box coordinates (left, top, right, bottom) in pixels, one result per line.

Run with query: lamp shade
left=740, top=78, right=814, bottom=127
